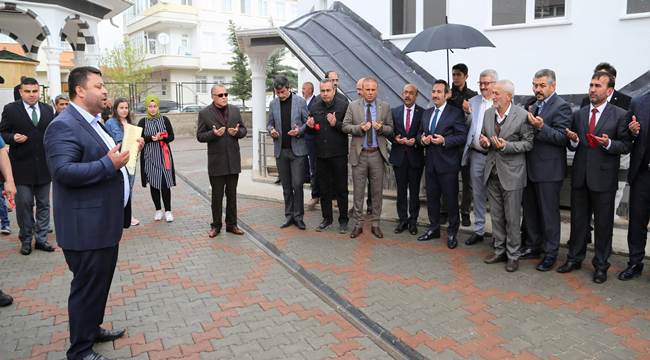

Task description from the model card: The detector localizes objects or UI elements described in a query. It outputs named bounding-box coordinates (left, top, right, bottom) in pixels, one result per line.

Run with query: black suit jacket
left=0, top=100, right=53, bottom=185
left=196, top=104, right=247, bottom=177
left=568, top=103, right=631, bottom=192
left=417, top=103, right=468, bottom=174
left=627, top=93, right=650, bottom=185
left=581, top=90, right=632, bottom=111
left=527, top=94, right=572, bottom=182
left=305, top=95, right=349, bottom=158
left=389, top=104, right=424, bottom=168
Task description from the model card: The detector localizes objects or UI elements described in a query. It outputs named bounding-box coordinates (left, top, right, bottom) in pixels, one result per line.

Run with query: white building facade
left=297, top=0, right=650, bottom=97
left=124, top=0, right=299, bottom=107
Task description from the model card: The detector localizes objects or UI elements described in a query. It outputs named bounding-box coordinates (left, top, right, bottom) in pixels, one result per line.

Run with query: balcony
left=126, top=3, right=198, bottom=34
left=144, top=54, right=200, bottom=70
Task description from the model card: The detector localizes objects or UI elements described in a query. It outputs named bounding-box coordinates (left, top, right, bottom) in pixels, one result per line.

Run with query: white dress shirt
left=570, top=101, right=610, bottom=149
left=23, top=101, right=40, bottom=123
left=70, top=102, right=130, bottom=207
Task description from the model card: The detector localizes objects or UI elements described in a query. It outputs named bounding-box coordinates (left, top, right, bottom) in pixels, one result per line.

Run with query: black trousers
left=63, top=245, right=119, bottom=360
left=277, top=148, right=306, bottom=221
left=567, top=186, right=616, bottom=270
left=440, top=164, right=472, bottom=215
left=393, top=161, right=423, bottom=226
left=316, top=155, right=348, bottom=224
left=306, top=137, right=320, bottom=199
left=150, top=177, right=171, bottom=211
left=522, top=180, right=563, bottom=258
left=209, top=174, right=239, bottom=229
left=425, top=167, right=460, bottom=235
left=627, top=169, right=650, bottom=265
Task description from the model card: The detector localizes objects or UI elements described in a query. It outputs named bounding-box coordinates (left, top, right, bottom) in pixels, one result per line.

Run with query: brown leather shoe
left=350, top=226, right=363, bottom=238
left=208, top=227, right=220, bottom=238
left=226, top=226, right=245, bottom=235
left=505, top=259, right=519, bottom=272
left=371, top=226, right=383, bottom=238
left=484, top=253, right=507, bottom=264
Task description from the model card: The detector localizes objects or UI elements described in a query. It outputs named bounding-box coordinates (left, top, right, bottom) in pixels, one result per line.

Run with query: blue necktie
left=429, top=108, right=440, bottom=133
left=535, top=101, right=544, bottom=116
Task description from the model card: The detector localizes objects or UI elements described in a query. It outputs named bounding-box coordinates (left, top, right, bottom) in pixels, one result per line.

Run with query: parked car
left=134, top=100, right=179, bottom=114
left=181, top=104, right=204, bottom=112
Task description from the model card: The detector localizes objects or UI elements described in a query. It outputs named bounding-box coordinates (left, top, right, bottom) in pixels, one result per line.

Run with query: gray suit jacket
left=482, top=105, right=534, bottom=191
left=461, top=94, right=487, bottom=165
left=267, top=94, right=309, bottom=158
left=342, top=98, right=394, bottom=166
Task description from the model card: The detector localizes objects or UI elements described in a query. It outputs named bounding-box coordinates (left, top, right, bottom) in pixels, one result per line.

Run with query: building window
left=258, top=0, right=268, bottom=16
left=196, top=76, right=207, bottom=94
left=161, top=78, right=168, bottom=96
left=223, top=0, right=232, bottom=11
left=492, top=0, right=526, bottom=25
left=492, top=0, right=566, bottom=26
left=423, top=0, right=446, bottom=29
left=179, top=34, right=191, bottom=56
left=181, top=0, right=192, bottom=5
left=392, top=0, right=416, bottom=35
left=627, top=0, right=650, bottom=14
left=241, top=0, right=251, bottom=14
left=213, top=76, right=225, bottom=84
left=534, top=0, right=564, bottom=19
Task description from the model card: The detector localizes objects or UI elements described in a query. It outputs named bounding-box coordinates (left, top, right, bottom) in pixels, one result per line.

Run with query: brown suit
left=343, top=99, right=393, bottom=226
left=197, top=104, right=247, bottom=230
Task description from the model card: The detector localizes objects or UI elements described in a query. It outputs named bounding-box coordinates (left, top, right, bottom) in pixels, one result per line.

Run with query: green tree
left=100, top=39, right=152, bottom=104
left=266, top=48, right=297, bottom=92
left=227, top=20, right=251, bottom=108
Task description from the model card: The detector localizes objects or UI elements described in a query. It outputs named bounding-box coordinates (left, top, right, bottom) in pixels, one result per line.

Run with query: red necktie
left=405, top=108, right=411, bottom=133
left=588, top=108, right=598, bottom=148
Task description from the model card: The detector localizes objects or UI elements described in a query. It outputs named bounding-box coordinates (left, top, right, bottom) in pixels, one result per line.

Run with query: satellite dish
left=157, top=33, right=170, bottom=45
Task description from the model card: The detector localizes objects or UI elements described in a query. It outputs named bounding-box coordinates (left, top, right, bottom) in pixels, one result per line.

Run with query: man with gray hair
left=519, top=69, right=572, bottom=271
left=461, top=69, right=498, bottom=246
left=479, top=80, right=534, bottom=272
left=53, top=95, right=69, bottom=118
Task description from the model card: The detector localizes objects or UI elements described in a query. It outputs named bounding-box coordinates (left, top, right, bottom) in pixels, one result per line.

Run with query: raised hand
left=14, top=133, right=28, bottom=143
left=108, top=144, right=130, bottom=170
left=327, top=112, right=337, bottom=127
left=227, top=124, right=240, bottom=136
left=270, top=128, right=279, bottom=138
left=479, top=134, right=490, bottom=148
left=629, top=115, right=640, bottom=136
left=527, top=112, right=544, bottom=129
left=565, top=128, right=578, bottom=142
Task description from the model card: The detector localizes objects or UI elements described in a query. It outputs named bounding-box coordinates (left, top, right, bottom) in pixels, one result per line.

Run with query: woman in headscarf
left=137, top=95, right=176, bottom=222
left=106, top=98, right=140, bottom=226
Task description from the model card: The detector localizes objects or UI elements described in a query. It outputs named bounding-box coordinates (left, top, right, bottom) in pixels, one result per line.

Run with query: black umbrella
left=403, top=23, right=495, bottom=83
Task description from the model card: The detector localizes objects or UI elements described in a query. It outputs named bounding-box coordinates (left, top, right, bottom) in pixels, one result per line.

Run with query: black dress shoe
left=518, top=247, right=541, bottom=260
left=0, top=290, right=13, bottom=307
left=280, top=218, right=294, bottom=228
left=408, top=224, right=418, bottom=235
left=35, top=241, right=55, bottom=252
left=447, top=234, right=458, bottom=249
left=464, top=233, right=484, bottom=246
left=226, top=226, right=245, bottom=235
left=461, top=213, right=471, bottom=227
left=556, top=260, right=582, bottom=273
left=316, top=219, right=332, bottom=232
left=20, top=243, right=31, bottom=255
left=535, top=257, right=556, bottom=272
left=484, top=253, right=507, bottom=264
left=295, top=220, right=306, bottom=230
left=394, top=222, right=408, bottom=234
left=506, top=259, right=519, bottom=272
left=593, top=269, right=607, bottom=284
left=338, top=222, right=348, bottom=234
left=82, top=350, right=112, bottom=360
left=417, top=229, right=440, bottom=242
left=95, top=327, right=126, bottom=343
left=618, top=263, right=644, bottom=281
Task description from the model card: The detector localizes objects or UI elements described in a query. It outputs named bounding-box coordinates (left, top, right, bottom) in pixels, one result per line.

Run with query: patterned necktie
left=588, top=108, right=598, bottom=148
left=535, top=101, right=544, bottom=116
left=30, top=105, right=38, bottom=126
left=365, top=104, right=372, bottom=147
left=405, top=108, right=411, bottom=133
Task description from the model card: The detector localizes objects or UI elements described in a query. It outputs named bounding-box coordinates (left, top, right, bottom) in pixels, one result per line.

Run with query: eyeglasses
left=478, top=81, right=495, bottom=86
left=212, top=93, right=228, bottom=98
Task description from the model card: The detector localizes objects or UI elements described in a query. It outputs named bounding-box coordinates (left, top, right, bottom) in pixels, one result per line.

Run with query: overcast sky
left=97, top=18, right=125, bottom=53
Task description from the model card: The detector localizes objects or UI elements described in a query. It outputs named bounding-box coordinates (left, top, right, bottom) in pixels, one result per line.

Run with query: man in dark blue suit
left=44, top=67, right=142, bottom=360
left=520, top=69, right=572, bottom=271
left=618, top=92, right=650, bottom=281
left=417, top=80, right=468, bottom=248
left=389, top=84, right=424, bottom=235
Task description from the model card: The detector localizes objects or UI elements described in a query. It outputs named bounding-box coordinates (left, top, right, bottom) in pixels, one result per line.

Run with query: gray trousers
left=487, top=173, right=523, bottom=260
left=352, top=150, right=384, bottom=226
left=16, top=183, right=50, bottom=245
left=469, top=150, right=488, bottom=235
left=277, top=148, right=306, bottom=221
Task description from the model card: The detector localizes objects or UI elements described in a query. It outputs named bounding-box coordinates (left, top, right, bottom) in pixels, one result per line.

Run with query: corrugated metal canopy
left=279, top=2, right=435, bottom=108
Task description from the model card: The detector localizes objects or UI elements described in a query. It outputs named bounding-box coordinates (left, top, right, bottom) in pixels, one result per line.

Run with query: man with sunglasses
left=197, top=85, right=247, bottom=238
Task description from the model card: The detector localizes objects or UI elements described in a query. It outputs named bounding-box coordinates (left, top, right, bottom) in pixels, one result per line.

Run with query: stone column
left=249, top=51, right=271, bottom=177
left=44, top=46, right=63, bottom=99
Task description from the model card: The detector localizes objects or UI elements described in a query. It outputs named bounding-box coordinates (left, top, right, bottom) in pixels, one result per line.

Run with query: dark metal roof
left=620, top=70, right=650, bottom=98
left=279, top=1, right=435, bottom=108
left=0, top=50, right=39, bottom=63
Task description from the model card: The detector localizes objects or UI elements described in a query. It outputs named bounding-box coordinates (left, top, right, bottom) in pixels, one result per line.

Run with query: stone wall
left=134, top=111, right=254, bottom=137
